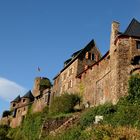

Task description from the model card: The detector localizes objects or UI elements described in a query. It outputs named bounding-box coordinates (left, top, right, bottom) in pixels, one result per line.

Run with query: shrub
left=127, top=74, right=140, bottom=104
left=80, top=103, right=116, bottom=128
left=0, top=125, right=11, bottom=140
left=49, top=93, right=81, bottom=115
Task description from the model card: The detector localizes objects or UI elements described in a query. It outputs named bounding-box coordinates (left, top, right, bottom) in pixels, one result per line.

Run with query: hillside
left=1, top=74, right=140, bottom=140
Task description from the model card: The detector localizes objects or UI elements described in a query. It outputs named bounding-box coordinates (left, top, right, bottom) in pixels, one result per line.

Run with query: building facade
left=53, top=19, right=140, bottom=106
left=1, top=19, right=140, bottom=128
left=0, top=77, right=51, bottom=128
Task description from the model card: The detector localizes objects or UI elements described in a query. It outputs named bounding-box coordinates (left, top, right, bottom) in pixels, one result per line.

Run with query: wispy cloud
left=0, top=77, right=27, bottom=102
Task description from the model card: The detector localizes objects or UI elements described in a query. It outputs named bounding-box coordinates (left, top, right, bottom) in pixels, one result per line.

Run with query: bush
left=7, top=106, right=49, bottom=140
left=80, top=103, right=116, bottom=128
left=127, top=74, right=140, bottom=104
left=0, top=125, right=11, bottom=140
left=49, top=93, right=81, bottom=115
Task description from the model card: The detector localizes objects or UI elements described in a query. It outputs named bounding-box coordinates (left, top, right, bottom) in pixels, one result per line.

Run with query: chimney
left=110, top=21, right=120, bottom=54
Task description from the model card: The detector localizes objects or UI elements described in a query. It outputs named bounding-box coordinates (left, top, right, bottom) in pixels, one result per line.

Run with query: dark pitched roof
left=60, top=40, right=96, bottom=72
left=71, top=49, right=82, bottom=58
left=64, top=58, right=72, bottom=66
left=11, top=95, right=21, bottom=103
left=22, top=90, right=34, bottom=100
left=123, top=18, right=140, bottom=37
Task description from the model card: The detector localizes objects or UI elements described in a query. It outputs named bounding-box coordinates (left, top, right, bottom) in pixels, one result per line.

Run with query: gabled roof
left=123, top=18, right=140, bottom=37
left=60, top=40, right=96, bottom=72
left=22, top=90, right=34, bottom=101
left=53, top=39, right=100, bottom=80
left=11, top=95, right=21, bottom=103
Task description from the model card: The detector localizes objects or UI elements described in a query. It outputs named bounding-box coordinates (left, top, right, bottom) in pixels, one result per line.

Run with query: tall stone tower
left=110, top=21, right=120, bottom=55
left=32, top=77, right=42, bottom=97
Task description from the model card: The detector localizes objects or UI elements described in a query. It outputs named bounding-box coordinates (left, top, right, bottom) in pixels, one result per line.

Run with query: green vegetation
left=44, top=74, right=140, bottom=140
left=0, top=125, right=11, bottom=140
left=1, top=74, right=140, bottom=140
left=40, top=78, right=52, bottom=91
left=49, top=93, right=81, bottom=115
left=6, top=94, right=80, bottom=140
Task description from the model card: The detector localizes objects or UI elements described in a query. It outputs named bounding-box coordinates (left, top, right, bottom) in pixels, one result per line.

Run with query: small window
left=63, top=73, right=67, bottom=80
left=13, top=103, right=16, bottom=107
left=69, top=68, right=73, bottom=76
left=23, top=99, right=26, bottom=102
left=137, top=41, right=140, bottom=49
left=85, top=52, right=89, bottom=59
left=91, top=54, right=94, bottom=60
left=45, top=95, right=48, bottom=103
left=68, top=80, right=72, bottom=89
left=88, top=53, right=91, bottom=59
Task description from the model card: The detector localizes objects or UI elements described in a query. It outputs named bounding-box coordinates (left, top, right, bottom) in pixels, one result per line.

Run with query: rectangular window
left=63, top=73, right=67, bottom=80
left=69, top=68, right=73, bottom=76
left=68, top=80, right=72, bottom=89
left=88, top=53, right=91, bottom=59
left=91, top=53, right=94, bottom=60
left=85, top=52, right=89, bottom=59
left=137, top=41, right=140, bottom=49
left=45, top=95, right=48, bottom=103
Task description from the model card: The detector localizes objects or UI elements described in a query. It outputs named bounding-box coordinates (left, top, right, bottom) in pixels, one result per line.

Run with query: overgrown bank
left=0, top=74, right=140, bottom=140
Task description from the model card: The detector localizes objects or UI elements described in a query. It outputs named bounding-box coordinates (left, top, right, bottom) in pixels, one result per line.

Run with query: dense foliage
left=127, top=74, right=140, bottom=104
left=0, top=125, right=11, bottom=140
left=40, top=78, right=52, bottom=91
left=49, top=93, right=81, bottom=115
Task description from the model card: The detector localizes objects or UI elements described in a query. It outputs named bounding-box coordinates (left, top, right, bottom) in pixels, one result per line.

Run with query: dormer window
left=137, top=41, right=140, bottom=49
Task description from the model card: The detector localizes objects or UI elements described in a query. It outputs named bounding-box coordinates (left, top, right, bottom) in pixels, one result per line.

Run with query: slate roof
left=71, top=49, right=82, bottom=58
left=61, top=40, right=96, bottom=71
left=123, top=18, right=140, bottom=37
left=22, top=90, right=34, bottom=101
left=53, top=40, right=98, bottom=80
left=11, top=95, right=21, bottom=103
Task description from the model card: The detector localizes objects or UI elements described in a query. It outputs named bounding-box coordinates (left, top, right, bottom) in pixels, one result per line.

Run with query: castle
left=1, top=18, right=140, bottom=128
left=52, top=18, right=140, bottom=106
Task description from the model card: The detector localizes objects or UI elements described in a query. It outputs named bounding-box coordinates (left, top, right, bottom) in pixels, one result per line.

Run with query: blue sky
left=0, top=0, right=140, bottom=116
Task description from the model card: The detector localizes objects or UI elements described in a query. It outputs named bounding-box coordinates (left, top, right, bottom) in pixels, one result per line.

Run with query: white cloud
left=0, top=77, right=27, bottom=102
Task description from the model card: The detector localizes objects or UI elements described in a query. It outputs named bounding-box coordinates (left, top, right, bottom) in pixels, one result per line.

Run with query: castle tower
left=32, top=77, right=42, bottom=97
left=110, top=21, right=120, bottom=55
